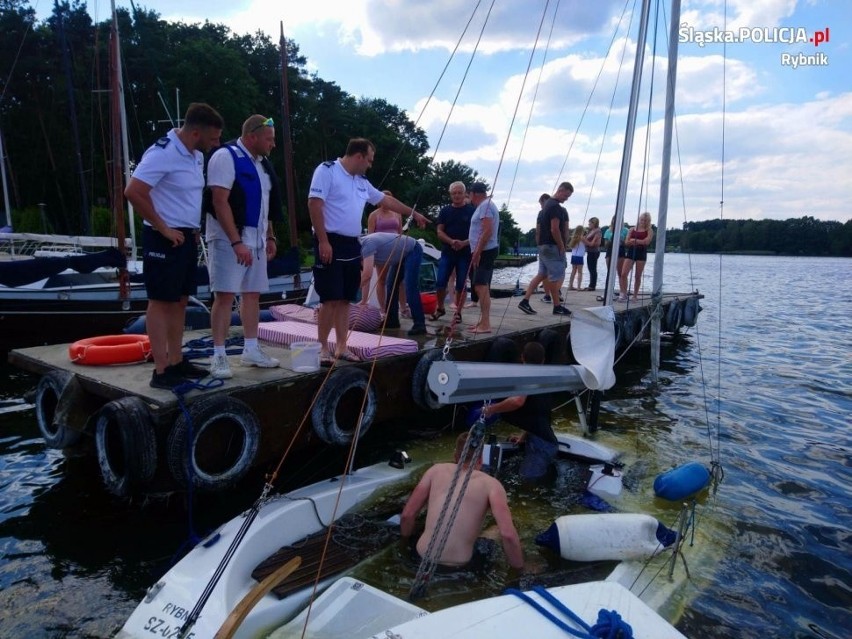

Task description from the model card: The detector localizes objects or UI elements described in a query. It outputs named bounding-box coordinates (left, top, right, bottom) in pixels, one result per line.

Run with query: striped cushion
left=258, top=321, right=419, bottom=359
left=269, top=303, right=383, bottom=332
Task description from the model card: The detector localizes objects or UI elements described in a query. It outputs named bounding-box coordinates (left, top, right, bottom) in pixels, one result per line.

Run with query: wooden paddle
left=213, top=556, right=302, bottom=639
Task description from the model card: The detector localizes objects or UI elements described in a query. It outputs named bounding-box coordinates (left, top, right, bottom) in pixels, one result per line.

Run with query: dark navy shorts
left=312, top=233, right=362, bottom=302
left=142, top=225, right=198, bottom=302
left=472, top=247, right=498, bottom=287
left=436, top=250, right=472, bottom=291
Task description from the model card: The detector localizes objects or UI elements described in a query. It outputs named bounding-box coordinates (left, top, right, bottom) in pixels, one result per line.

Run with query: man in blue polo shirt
left=308, top=138, right=427, bottom=365
left=431, top=181, right=475, bottom=322
left=125, top=102, right=224, bottom=390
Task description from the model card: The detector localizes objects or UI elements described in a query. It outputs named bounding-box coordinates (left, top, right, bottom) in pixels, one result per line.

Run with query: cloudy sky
left=78, top=0, right=850, bottom=231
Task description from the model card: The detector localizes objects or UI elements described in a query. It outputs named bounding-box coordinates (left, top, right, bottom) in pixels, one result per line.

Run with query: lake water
left=1, top=254, right=850, bottom=638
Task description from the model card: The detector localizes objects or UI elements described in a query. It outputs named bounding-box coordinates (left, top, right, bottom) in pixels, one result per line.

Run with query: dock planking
left=7, top=288, right=699, bottom=494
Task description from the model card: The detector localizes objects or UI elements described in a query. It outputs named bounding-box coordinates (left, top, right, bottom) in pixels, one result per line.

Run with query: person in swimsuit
left=619, top=211, right=654, bottom=301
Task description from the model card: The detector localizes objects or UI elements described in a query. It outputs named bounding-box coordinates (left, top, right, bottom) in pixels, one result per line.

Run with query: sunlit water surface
left=1, top=254, right=849, bottom=638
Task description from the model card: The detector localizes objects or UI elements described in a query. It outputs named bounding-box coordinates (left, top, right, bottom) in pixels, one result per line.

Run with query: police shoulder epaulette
left=154, top=136, right=170, bottom=149
left=322, top=160, right=334, bottom=168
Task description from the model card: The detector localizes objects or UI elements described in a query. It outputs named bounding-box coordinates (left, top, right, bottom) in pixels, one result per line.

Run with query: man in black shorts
left=308, top=138, right=426, bottom=364
left=125, top=103, right=224, bottom=389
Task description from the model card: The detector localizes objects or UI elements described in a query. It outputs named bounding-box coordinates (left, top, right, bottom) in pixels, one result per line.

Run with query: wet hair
left=522, top=341, right=545, bottom=364
left=589, top=216, right=599, bottom=228
left=345, top=138, right=376, bottom=157
left=538, top=193, right=550, bottom=205
left=454, top=432, right=480, bottom=465
left=183, top=102, right=224, bottom=129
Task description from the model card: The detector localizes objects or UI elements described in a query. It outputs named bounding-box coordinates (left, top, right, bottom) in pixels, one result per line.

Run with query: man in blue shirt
left=431, top=181, right=475, bottom=322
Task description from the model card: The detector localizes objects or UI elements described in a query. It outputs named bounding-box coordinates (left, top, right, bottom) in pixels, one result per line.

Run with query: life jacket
left=202, top=140, right=284, bottom=230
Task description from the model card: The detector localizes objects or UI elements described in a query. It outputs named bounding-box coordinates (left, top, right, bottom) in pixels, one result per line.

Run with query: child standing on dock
left=567, top=225, right=586, bottom=291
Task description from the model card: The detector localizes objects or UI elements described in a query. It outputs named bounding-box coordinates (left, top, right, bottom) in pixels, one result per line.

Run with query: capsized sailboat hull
left=116, top=459, right=418, bottom=639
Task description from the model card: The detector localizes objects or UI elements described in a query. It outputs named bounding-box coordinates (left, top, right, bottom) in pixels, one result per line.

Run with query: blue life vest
left=222, top=144, right=262, bottom=228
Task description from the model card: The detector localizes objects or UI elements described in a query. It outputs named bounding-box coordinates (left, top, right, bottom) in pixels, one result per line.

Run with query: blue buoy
left=653, top=461, right=711, bottom=501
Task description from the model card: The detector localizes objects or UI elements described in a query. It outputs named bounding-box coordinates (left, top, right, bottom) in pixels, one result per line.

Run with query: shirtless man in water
left=400, top=433, right=524, bottom=570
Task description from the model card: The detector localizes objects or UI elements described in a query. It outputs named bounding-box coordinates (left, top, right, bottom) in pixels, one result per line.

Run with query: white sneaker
left=210, top=353, right=233, bottom=379
left=240, top=346, right=280, bottom=368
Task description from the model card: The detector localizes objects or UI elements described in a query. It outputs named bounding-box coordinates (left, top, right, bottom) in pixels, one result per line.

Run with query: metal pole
left=651, top=0, right=682, bottom=382
left=0, top=127, right=11, bottom=228
left=604, top=0, right=652, bottom=307
left=110, top=0, right=129, bottom=301
left=279, top=22, right=301, bottom=287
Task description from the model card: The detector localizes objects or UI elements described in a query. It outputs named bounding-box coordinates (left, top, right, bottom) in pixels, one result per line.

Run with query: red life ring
left=69, top=334, right=152, bottom=366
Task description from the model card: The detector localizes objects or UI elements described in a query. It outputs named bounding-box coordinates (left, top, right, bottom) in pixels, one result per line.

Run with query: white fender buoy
left=535, top=513, right=678, bottom=561
left=587, top=464, right=623, bottom=500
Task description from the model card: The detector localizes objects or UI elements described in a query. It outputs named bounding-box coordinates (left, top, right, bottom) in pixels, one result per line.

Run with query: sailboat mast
left=278, top=22, right=300, bottom=279
left=111, top=1, right=137, bottom=260
left=56, top=4, right=91, bottom=235
left=0, top=127, right=11, bottom=228
left=651, top=0, right=683, bottom=381
left=604, top=0, right=652, bottom=307
left=109, top=1, right=129, bottom=300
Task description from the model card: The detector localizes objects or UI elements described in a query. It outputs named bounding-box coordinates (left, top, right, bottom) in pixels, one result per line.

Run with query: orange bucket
left=420, top=292, right=438, bottom=315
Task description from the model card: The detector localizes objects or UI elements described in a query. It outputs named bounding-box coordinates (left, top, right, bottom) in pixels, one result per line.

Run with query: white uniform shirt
left=132, top=129, right=205, bottom=229
left=308, top=159, right=384, bottom=237
left=205, top=139, right=271, bottom=246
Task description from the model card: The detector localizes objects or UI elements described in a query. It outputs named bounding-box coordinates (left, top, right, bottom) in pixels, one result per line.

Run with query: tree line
left=518, top=217, right=851, bottom=258
left=0, top=0, right=524, bottom=250
left=2, top=3, right=846, bottom=259
left=667, top=217, right=851, bottom=257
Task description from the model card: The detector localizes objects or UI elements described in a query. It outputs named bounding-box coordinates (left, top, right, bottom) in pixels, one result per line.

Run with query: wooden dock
left=8, top=288, right=700, bottom=496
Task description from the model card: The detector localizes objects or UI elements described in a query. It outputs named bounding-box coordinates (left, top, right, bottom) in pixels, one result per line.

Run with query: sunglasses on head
left=250, top=117, right=274, bottom=132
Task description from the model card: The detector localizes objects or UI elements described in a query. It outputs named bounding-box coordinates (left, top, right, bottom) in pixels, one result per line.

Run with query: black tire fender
left=412, top=349, right=453, bottom=411
left=630, top=312, right=646, bottom=342
left=665, top=299, right=683, bottom=333
left=167, top=395, right=260, bottom=492
left=613, top=317, right=624, bottom=350
left=620, top=312, right=637, bottom=347
left=311, top=367, right=377, bottom=445
left=35, top=370, right=83, bottom=448
left=682, top=297, right=701, bottom=327
left=95, top=397, right=157, bottom=497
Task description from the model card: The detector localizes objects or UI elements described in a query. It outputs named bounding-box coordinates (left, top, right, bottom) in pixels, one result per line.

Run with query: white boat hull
left=116, top=461, right=417, bottom=639
left=365, top=580, right=686, bottom=639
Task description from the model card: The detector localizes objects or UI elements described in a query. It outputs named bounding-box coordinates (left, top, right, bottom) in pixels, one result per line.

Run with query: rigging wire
left=375, top=0, right=485, bottom=191
left=578, top=0, right=637, bottom=231
left=554, top=0, right=634, bottom=195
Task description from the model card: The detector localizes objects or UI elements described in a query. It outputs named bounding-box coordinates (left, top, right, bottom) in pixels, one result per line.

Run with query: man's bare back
left=400, top=457, right=524, bottom=570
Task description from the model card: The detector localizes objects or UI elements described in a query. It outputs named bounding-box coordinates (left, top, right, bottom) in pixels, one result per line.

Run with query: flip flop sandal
left=429, top=308, right=447, bottom=321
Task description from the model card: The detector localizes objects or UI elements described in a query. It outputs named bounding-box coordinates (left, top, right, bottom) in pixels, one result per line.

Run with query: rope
left=505, top=586, right=634, bottom=638
left=409, top=420, right=488, bottom=600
